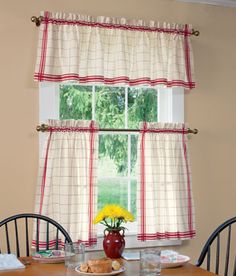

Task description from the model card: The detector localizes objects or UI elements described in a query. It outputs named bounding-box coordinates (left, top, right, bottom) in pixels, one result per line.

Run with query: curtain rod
left=30, top=16, right=200, bottom=36
left=36, top=124, right=198, bottom=134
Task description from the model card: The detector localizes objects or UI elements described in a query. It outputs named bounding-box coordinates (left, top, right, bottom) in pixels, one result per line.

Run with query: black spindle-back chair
left=196, top=216, right=236, bottom=276
left=0, top=213, right=72, bottom=257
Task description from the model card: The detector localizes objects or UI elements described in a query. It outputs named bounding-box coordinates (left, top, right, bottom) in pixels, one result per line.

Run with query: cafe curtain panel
left=137, top=122, right=195, bottom=241
left=34, top=11, right=195, bottom=89
left=33, top=119, right=98, bottom=248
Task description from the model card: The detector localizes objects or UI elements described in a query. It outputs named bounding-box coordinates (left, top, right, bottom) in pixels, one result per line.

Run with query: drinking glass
left=64, top=242, right=85, bottom=269
left=140, top=248, right=161, bottom=276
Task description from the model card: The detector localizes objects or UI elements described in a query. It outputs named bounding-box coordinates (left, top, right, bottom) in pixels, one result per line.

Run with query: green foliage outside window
left=59, top=85, right=157, bottom=174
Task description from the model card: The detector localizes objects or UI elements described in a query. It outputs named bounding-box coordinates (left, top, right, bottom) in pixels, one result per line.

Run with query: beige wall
left=0, top=0, right=236, bottom=266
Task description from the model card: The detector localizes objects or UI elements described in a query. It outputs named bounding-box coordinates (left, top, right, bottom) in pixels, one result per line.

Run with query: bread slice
left=87, top=258, right=113, bottom=273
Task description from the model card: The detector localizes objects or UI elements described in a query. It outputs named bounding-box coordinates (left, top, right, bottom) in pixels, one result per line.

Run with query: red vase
left=103, top=229, right=125, bottom=259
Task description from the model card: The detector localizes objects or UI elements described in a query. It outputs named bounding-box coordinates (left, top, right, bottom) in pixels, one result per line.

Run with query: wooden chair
left=0, top=213, right=72, bottom=257
left=196, top=216, right=236, bottom=276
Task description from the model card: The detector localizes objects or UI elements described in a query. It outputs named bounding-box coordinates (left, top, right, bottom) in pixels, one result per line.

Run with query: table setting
left=25, top=248, right=190, bottom=275
left=0, top=249, right=215, bottom=276
left=0, top=206, right=214, bottom=276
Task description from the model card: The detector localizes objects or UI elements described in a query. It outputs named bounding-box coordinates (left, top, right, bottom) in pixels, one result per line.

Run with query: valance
left=34, top=11, right=195, bottom=89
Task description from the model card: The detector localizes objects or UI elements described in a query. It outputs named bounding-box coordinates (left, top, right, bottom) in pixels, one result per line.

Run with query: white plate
left=161, top=255, right=190, bottom=268
left=32, top=250, right=65, bottom=264
left=75, top=266, right=126, bottom=275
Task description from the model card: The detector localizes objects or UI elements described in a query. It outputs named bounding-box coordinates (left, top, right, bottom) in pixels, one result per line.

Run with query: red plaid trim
left=184, top=24, right=194, bottom=89
left=138, top=230, right=196, bottom=241
left=47, top=126, right=99, bottom=132
left=32, top=239, right=64, bottom=249
left=140, top=122, right=147, bottom=241
left=38, top=11, right=49, bottom=81
left=34, top=73, right=195, bottom=89
left=182, top=125, right=193, bottom=233
left=39, top=131, right=52, bottom=215
left=88, top=121, right=97, bottom=246
left=41, top=16, right=192, bottom=36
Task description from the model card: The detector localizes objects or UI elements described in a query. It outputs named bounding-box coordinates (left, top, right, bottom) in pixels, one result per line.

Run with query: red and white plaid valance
left=34, top=11, right=195, bottom=89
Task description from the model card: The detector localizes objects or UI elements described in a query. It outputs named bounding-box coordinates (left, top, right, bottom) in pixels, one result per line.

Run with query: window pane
left=130, top=135, right=138, bottom=177
left=59, top=85, right=92, bottom=120
left=98, top=178, right=137, bottom=219
left=95, top=86, right=125, bottom=128
left=99, top=134, right=128, bottom=176
left=128, top=87, right=157, bottom=129
left=98, top=178, right=129, bottom=211
left=131, top=179, right=137, bottom=218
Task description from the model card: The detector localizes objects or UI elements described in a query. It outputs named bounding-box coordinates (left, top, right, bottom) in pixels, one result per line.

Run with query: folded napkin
left=0, top=254, right=25, bottom=271
left=122, top=252, right=140, bottom=260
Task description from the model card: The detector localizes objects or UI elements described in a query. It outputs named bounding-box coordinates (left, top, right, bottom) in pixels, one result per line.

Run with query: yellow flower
left=93, top=204, right=134, bottom=230
left=93, top=212, right=106, bottom=224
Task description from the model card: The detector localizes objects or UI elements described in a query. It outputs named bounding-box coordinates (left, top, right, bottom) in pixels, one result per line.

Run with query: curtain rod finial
left=36, top=124, right=49, bottom=132
left=191, top=29, right=200, bottom=36
left=31, top=16, right=43, bottom=27
left=187, top=128, right=198, bottom=134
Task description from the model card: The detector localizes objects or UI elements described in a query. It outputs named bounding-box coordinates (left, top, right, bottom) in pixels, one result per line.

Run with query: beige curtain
left=34, top=11, right=195, bottom=89
left=137, top=122, right=195, bottom=241
left=33, top=119, right=98, bottom=248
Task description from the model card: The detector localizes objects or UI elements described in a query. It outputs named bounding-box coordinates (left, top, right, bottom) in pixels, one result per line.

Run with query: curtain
left=137, top=122, right=195, bottom=241
left=33, top=119, right=98, bottom=248
left=34, top=11, right=195, bottom=89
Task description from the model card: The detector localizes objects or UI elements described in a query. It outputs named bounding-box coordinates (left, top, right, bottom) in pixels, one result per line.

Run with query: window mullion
left=125, top=87, right=128, bottom=129
left=125, top=87, right=131, bottom=212
left=92, top=85, right=96, bottom=120
left=127, top=135, right=131, bottom=212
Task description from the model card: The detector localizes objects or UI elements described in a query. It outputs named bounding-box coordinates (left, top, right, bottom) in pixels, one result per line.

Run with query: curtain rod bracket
left=31, top=16, right=43, bottom=27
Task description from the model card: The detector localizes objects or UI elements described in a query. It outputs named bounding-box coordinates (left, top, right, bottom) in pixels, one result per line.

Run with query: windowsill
left=86, top=233, right=181, bottom=251
left=92, top=222, right=181, bottom=251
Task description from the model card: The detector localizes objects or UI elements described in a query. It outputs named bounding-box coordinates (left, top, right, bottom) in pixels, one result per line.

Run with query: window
left=39, top=82, right=184, bottom=248
left=59, top=85, right=157, bottom=220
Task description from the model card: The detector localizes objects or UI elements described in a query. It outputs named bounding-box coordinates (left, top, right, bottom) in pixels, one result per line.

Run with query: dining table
left=0, top=252, right=217, bottom=276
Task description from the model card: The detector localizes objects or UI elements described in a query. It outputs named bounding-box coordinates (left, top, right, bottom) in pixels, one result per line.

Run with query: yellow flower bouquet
left=93, top=204, right=134, bottom=232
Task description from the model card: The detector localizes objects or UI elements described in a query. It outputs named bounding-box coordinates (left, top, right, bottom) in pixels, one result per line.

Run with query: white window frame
left=39, top=82, right=184, bottom=249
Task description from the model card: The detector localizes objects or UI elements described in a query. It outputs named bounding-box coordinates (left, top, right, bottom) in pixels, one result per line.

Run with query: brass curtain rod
left=36, top=124, right=198, bottom=134
left=31, top=16, right=200, bottom=36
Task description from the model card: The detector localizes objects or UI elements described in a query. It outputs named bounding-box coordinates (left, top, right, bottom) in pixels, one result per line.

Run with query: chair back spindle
left=56, top=228, right=59, bottom=249
left=14, top=219, right=20, bottom=257
left=215, top=234, right=220, bottom=274
left=5, top=223, right=11, bottom=254
left=25, top=217, right=30, bottom=256
left=224, top=226, right=231, bottom=276
left=207, top=245, right=211, bottom=271
left=36, top=218, right=39, bottom=252
left=46, top=221, right=49, bottom=250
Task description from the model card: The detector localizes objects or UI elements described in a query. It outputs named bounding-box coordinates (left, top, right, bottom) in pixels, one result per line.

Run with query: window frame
left=39, top=82, right=184, bottom=249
